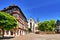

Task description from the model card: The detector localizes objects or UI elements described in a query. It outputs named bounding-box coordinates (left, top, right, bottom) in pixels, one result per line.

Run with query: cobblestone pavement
left=2, top=33, right=60, bottom=40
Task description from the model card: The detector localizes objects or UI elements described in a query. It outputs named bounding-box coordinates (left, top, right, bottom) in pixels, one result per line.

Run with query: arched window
left=30, top=22, right=32, bottom=29
left=17, top=30, right=19, bottom=35
left=10, top=31, right=13, bottom=35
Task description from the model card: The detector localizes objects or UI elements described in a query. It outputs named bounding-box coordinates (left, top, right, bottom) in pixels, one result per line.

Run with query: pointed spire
left=36, top=18, right=40, bottom=23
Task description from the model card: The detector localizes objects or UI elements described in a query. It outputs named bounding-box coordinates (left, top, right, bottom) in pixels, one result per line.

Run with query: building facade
left=0, top=5, right=28, bottom=37
left=55, top=20, right=60, bottom=33
left=28, top=17, right=39, bottom=32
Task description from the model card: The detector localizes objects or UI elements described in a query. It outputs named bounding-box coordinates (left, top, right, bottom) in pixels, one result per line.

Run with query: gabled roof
left=1, top=5, right=27, bottom=22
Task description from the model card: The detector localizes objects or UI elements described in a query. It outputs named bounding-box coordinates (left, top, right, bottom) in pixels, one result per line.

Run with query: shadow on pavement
left=0, top=37, right=14, bottom=40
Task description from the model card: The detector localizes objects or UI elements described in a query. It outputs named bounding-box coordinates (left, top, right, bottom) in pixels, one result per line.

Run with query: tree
left=27, top=28, right=32, bottom=32
left=0, top=12, right=17, bottom=38
left=49, top=20, right=56, bottom=31
left=37, top=20, right=56, bottom=32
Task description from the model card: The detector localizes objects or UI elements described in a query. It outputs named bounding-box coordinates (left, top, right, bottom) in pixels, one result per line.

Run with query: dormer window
left=14, top=8, right=17, bottom=11
left=13, top=14, right=19, bottom=18
left=11, top=8, right=19, bottom=11
left=6, top=10, right=10, bottom=13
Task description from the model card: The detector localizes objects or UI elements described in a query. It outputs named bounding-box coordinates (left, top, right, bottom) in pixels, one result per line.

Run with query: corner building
left=0, top=5, right=28, bottom=37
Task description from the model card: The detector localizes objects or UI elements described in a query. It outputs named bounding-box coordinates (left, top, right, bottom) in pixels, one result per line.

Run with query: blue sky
left=0, top=0, right=60, bottom=21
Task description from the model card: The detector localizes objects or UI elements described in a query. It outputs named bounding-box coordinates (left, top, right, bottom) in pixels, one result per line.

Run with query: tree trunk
left=2, top=28, right=4, bottom=38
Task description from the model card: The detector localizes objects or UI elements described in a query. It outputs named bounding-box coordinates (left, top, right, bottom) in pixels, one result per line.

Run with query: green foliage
left=37, top=20, right=56, bottom=32
left=27, top=28, right=32, bottom=32
left=0, top=12, right=17, bottom=30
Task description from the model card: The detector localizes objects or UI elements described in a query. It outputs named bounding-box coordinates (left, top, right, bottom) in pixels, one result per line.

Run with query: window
left=30, top=22, right=32, bottom=29
left=12, top=8, right=19, bottom=11
left=13, top=14, right=19, bottom=18
left=10, top=31, right=13, bottom=35
left=20, top=30, right=21, bottom=35
left=14, top=8, right=17, bottom=11
left=17, top=30, right=19, bottom=35
left=6, top=10, right=10, bottom=13
left=10, top=10, right=12, bottom=13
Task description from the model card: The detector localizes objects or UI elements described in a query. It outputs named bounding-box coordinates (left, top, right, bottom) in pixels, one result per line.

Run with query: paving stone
left=8, top=33, right=60, bottom=40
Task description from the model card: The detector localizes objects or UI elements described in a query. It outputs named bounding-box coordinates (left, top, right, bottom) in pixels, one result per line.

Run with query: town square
left=0, top=0, right=60, bottom=40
